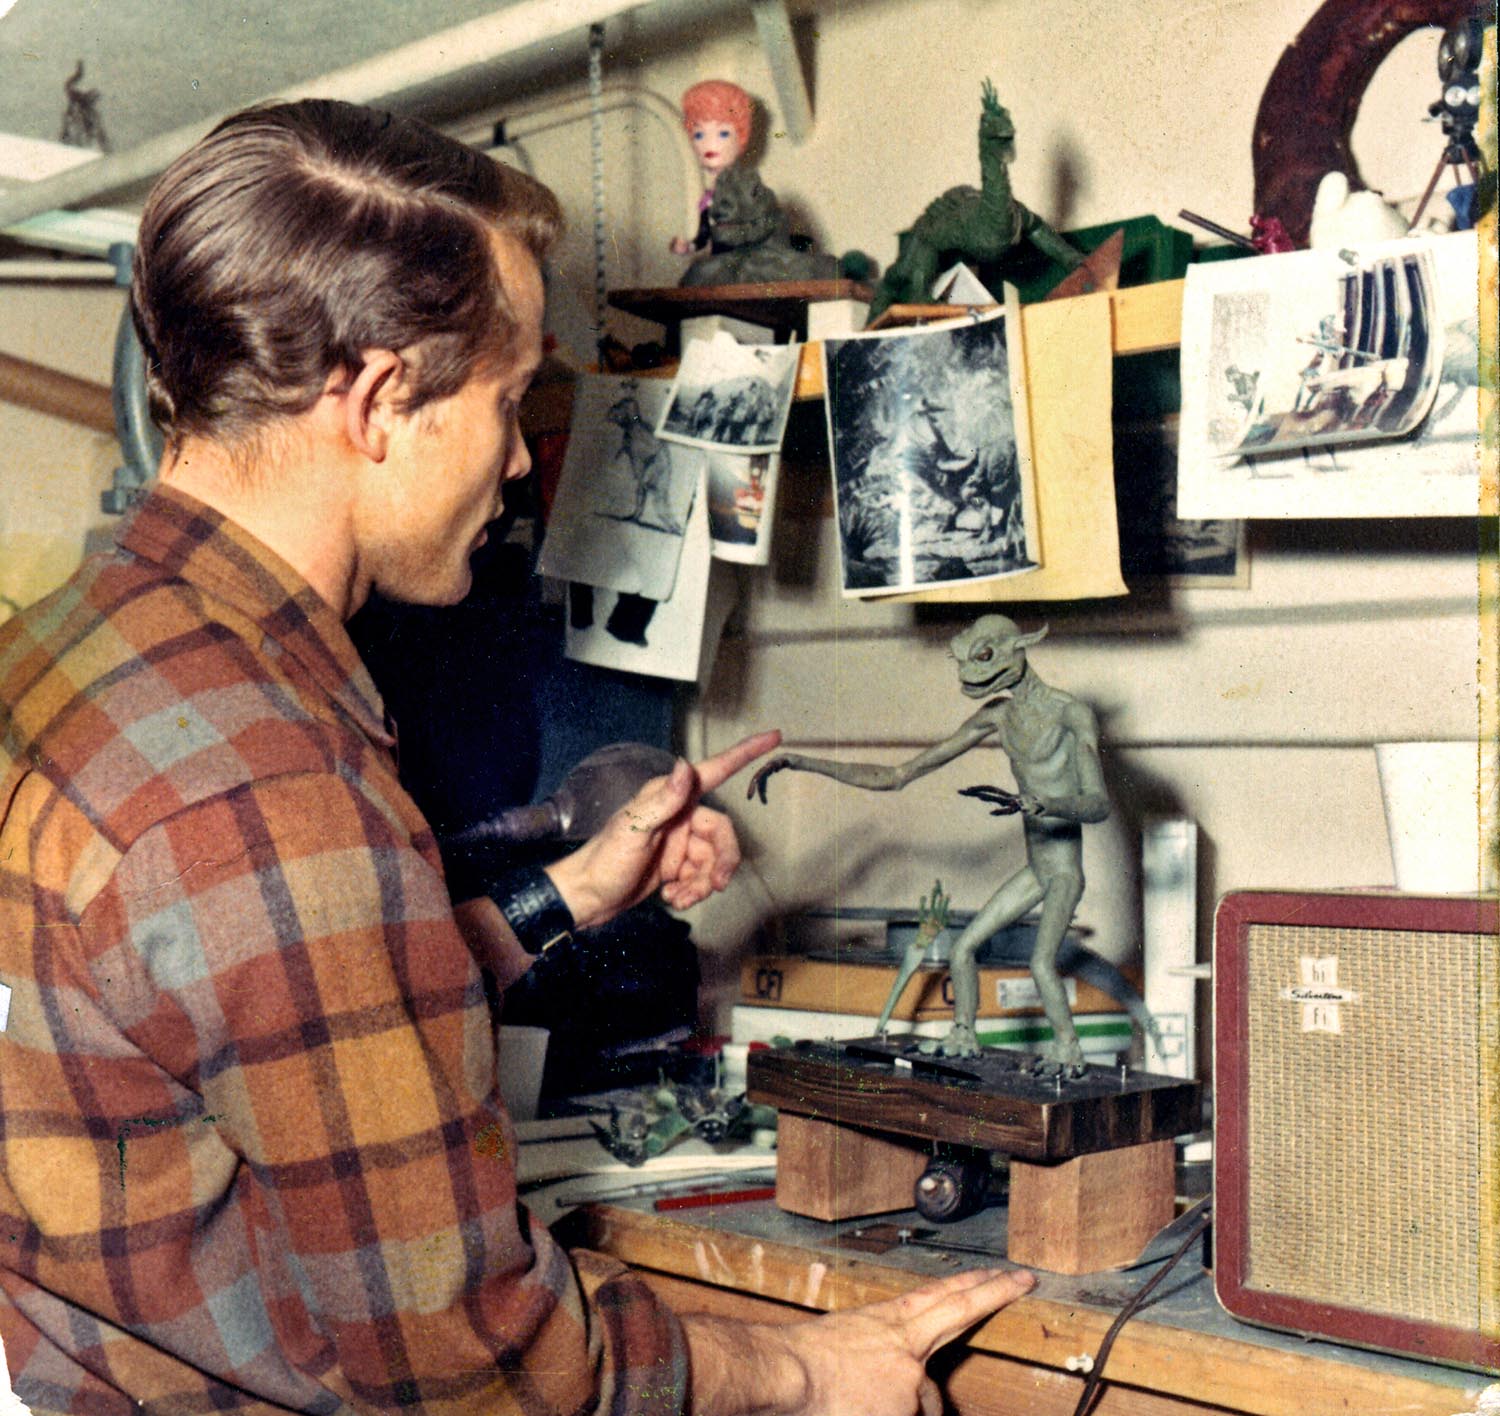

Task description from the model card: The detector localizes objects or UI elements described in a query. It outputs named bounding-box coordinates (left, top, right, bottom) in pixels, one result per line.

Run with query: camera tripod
left=1411, top=131, right=1482, bottom=231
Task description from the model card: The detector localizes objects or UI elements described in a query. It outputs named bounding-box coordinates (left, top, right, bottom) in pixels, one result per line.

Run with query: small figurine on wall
left=671, top=81, right=844, bottom=287
left=866, top=81, right=1083, bottom=324
left=671, top=80, right=754, bottom=258
left=749, top=616, right=1109, bottom=1076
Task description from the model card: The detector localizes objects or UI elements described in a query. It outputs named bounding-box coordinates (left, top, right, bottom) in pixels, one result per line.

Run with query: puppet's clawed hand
left=747, top=755, right=800, bottom=803
left=958, top=784, right=1039, bottom=817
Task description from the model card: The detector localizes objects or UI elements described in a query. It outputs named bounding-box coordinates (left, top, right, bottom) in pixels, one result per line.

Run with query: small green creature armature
left=749, top=616, right=1109, bottom=1077
left=865, top=81, right=1083, bottom=325
left=873, top=879, right=951, bottom=1036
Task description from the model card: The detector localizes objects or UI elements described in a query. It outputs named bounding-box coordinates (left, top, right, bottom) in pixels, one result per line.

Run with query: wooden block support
left=1007, top=1137, right=1175, bottom=1275
left=774, top=1112, right=929, bottom=1222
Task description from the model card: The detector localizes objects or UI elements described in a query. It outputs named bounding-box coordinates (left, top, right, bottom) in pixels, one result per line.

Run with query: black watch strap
left=489, top=865, right=575, bottom=956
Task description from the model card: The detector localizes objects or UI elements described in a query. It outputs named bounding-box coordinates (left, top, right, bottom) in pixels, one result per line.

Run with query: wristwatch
left=490, top=865, right=575, bottom=955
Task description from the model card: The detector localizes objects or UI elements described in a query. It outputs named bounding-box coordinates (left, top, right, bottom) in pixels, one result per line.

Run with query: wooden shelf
left=789, top=279, right=1186, bottom=399
left=608, top=279, right=874, bottom=341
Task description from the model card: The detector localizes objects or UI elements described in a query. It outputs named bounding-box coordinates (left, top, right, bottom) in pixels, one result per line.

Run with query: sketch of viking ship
left=1232, top=247, right=1441, bottom=457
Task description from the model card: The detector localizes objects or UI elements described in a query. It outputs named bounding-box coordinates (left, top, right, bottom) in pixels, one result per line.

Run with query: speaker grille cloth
left=1244, top=923, right=1497, bottom=1330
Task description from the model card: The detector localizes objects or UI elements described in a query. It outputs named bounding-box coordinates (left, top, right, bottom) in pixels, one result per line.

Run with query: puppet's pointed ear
left=1016, top=625, right=1049, bottom=649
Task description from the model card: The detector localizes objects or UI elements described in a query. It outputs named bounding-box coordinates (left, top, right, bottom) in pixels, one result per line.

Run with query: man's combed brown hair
left=132, top=98, right=562, bottom=446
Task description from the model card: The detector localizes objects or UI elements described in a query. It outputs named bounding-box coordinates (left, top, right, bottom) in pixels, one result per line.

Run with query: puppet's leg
left=932, top=867, right=1043, bottom=1057
left=874, top=936, right=930, bottom=1036
left=1028, top=828, right=1088, bottom=1075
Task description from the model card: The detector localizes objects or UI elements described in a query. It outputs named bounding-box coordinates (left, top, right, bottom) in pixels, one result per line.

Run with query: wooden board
left=882, top=287, right=1127, bottom=603
left=740, top=954, right=1132, bottom=1020
left=791, top=280, right=1187, bottom=400
left=773, top=1112, right=929, bottom=1221
left=608, top=279, right=875, bottom=339
left=1008, top=1139, right=1175, bottom=1274
left=616, top=1267, right=1225, bottom=1416
left=572, top=1204, right=1487, bottom=1416
left=747, top=1040, right=1200, bottom=1163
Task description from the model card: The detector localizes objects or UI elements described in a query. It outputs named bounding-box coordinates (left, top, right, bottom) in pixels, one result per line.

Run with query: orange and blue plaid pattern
left=0, top=486, right=687, bottom=1415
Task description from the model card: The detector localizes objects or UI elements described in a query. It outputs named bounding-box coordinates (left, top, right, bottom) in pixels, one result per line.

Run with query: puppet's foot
left=927, top=1024, right=982, bottom=1059
left=1027, top=1042, right=1089, bottom=1080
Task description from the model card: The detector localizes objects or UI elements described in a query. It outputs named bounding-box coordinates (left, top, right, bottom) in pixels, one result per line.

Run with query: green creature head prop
left=706, top=163, right=784, bottom=250
left=950, top=615, right=1047, bottom=698
left=979, top=80, right=1016, bottom=145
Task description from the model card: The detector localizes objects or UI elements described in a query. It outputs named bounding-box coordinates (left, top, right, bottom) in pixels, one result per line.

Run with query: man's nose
left=504, top=435, right=533, bottom=482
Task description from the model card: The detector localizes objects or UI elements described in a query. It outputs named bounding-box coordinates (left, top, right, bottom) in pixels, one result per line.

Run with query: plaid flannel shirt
left=0, top=486, right=688, bottom=1416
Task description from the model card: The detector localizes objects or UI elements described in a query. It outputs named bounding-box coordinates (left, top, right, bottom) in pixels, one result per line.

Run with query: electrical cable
left=1070, top=1198, right=1212, bottom=1416
left=586, top=22, right=609, bottom=362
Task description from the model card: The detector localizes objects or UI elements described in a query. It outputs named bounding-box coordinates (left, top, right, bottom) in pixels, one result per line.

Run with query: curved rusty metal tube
left=0, top=349, right=115, bottom=435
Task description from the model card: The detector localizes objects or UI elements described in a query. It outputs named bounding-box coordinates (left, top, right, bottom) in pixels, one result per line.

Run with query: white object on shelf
left=1376, top=740, right=1495, bottom=893
left=1142, top=817, right=1199, bottom=1078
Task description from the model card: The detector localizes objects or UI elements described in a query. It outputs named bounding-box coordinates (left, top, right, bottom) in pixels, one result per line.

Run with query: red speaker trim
left=1213, top=889, right=1500, bottom=1373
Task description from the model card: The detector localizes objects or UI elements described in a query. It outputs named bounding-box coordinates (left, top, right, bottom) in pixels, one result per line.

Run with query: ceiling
left=0, top=0, right=593, bottom=156
left=0, top=0, right=783, bottom=192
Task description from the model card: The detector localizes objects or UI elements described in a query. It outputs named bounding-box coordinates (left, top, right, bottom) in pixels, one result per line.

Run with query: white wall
left=476, top=0, right=1482, bottom=1023
left=0, top=282, right=124, bottom=620
left=0, top=0, right=1484, bottom=1035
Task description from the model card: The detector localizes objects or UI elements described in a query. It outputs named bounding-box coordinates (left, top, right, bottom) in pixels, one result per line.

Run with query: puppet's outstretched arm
left=747, top=717, right=996, bottom=803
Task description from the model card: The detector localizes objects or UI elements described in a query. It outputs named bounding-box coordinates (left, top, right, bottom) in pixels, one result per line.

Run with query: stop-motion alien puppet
left=749, top=616, right=1109, bottom=1076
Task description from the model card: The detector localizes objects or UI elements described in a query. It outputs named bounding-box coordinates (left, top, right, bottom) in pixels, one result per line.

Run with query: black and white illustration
left=537, top=375, right=696, bottom=601
left=1115, top=414, right=1247, bottom=586
left=657, top=333, right=801, bottom=455
left=1178, top=232, right=1479, bottom=519
left=564, top=471, right=726, bottom=684
left=705, top=450, right=779, bottom=566
left=820, top=307, right=1038, bottom=596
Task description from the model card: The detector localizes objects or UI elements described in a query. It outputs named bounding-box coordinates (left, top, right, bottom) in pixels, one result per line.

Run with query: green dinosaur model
left=865, top=81, right=1083, bottom=325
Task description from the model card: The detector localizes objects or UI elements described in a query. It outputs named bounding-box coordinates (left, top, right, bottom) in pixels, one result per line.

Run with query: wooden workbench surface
left=571, top=1197, right=1491, bottom=1416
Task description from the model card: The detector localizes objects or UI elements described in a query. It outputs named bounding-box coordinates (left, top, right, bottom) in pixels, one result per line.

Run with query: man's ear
left=341, top=350, right=405, bottom=462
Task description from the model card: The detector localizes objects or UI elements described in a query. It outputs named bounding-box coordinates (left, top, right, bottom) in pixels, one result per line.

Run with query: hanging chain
left=587, top=22, right=609, bottom=361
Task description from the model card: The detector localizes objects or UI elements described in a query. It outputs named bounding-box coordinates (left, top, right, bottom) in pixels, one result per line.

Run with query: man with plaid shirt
left=0, top=100, right=1033, bottom=1416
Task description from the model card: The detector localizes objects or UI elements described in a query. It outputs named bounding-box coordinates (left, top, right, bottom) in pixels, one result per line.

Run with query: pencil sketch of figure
left=600, top=392, right=683, bottom=533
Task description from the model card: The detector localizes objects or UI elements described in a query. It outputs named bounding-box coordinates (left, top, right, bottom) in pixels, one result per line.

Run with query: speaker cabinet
left=1213, top=890, right=1498, bottom=1373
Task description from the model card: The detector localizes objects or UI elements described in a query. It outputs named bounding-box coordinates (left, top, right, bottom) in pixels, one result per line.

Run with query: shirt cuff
left=489, top=865, right=575, bottom=955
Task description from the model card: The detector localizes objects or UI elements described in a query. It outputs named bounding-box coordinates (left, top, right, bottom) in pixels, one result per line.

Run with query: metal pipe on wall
left=456, top=84, right=702, bottom=240
left=0, top=0, right=650, bottom=229
left=0, top=261, right=117, bottom=282
left=0, top=351, right=116, bottom=435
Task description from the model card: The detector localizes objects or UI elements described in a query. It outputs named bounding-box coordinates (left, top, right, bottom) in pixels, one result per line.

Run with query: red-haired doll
left=671, top=79, right=753, bottom=256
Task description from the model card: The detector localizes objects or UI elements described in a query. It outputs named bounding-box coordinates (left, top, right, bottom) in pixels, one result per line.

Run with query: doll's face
left=690, top=119, right=744, bottom=175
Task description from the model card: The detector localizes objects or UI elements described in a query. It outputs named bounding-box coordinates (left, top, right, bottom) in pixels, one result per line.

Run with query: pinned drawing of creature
left=601, top=392, right=682, bottom=533
left=750, top=616, right=1108, bottom=1076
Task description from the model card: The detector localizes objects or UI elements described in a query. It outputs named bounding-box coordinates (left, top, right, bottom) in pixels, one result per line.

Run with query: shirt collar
left=116, top=484, right=394, bottom=750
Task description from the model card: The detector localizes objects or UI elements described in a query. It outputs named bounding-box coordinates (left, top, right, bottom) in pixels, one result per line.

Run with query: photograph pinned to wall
left=564, top=463, right=730, bottom=685
left=1115, top=413, right=1247, bottom=586
left=1178, top=232, right=1479, bottom=518
left=820, top=296, right=1038, bottom=597
left=656, top=332, right=801, bottom=456
left=705, top=450, right=780, bottom=565
left=538, top=374, right=696, bottom=602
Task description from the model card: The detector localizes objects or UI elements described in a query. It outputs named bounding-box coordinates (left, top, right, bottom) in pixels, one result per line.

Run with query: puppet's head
left=682, top=80, right=753, bottom=176
left=950, top=616, right=1047, bottom=698
left=706, top=163, right=784, bottom=249
left=978, top=80, right=1016, bottom=149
